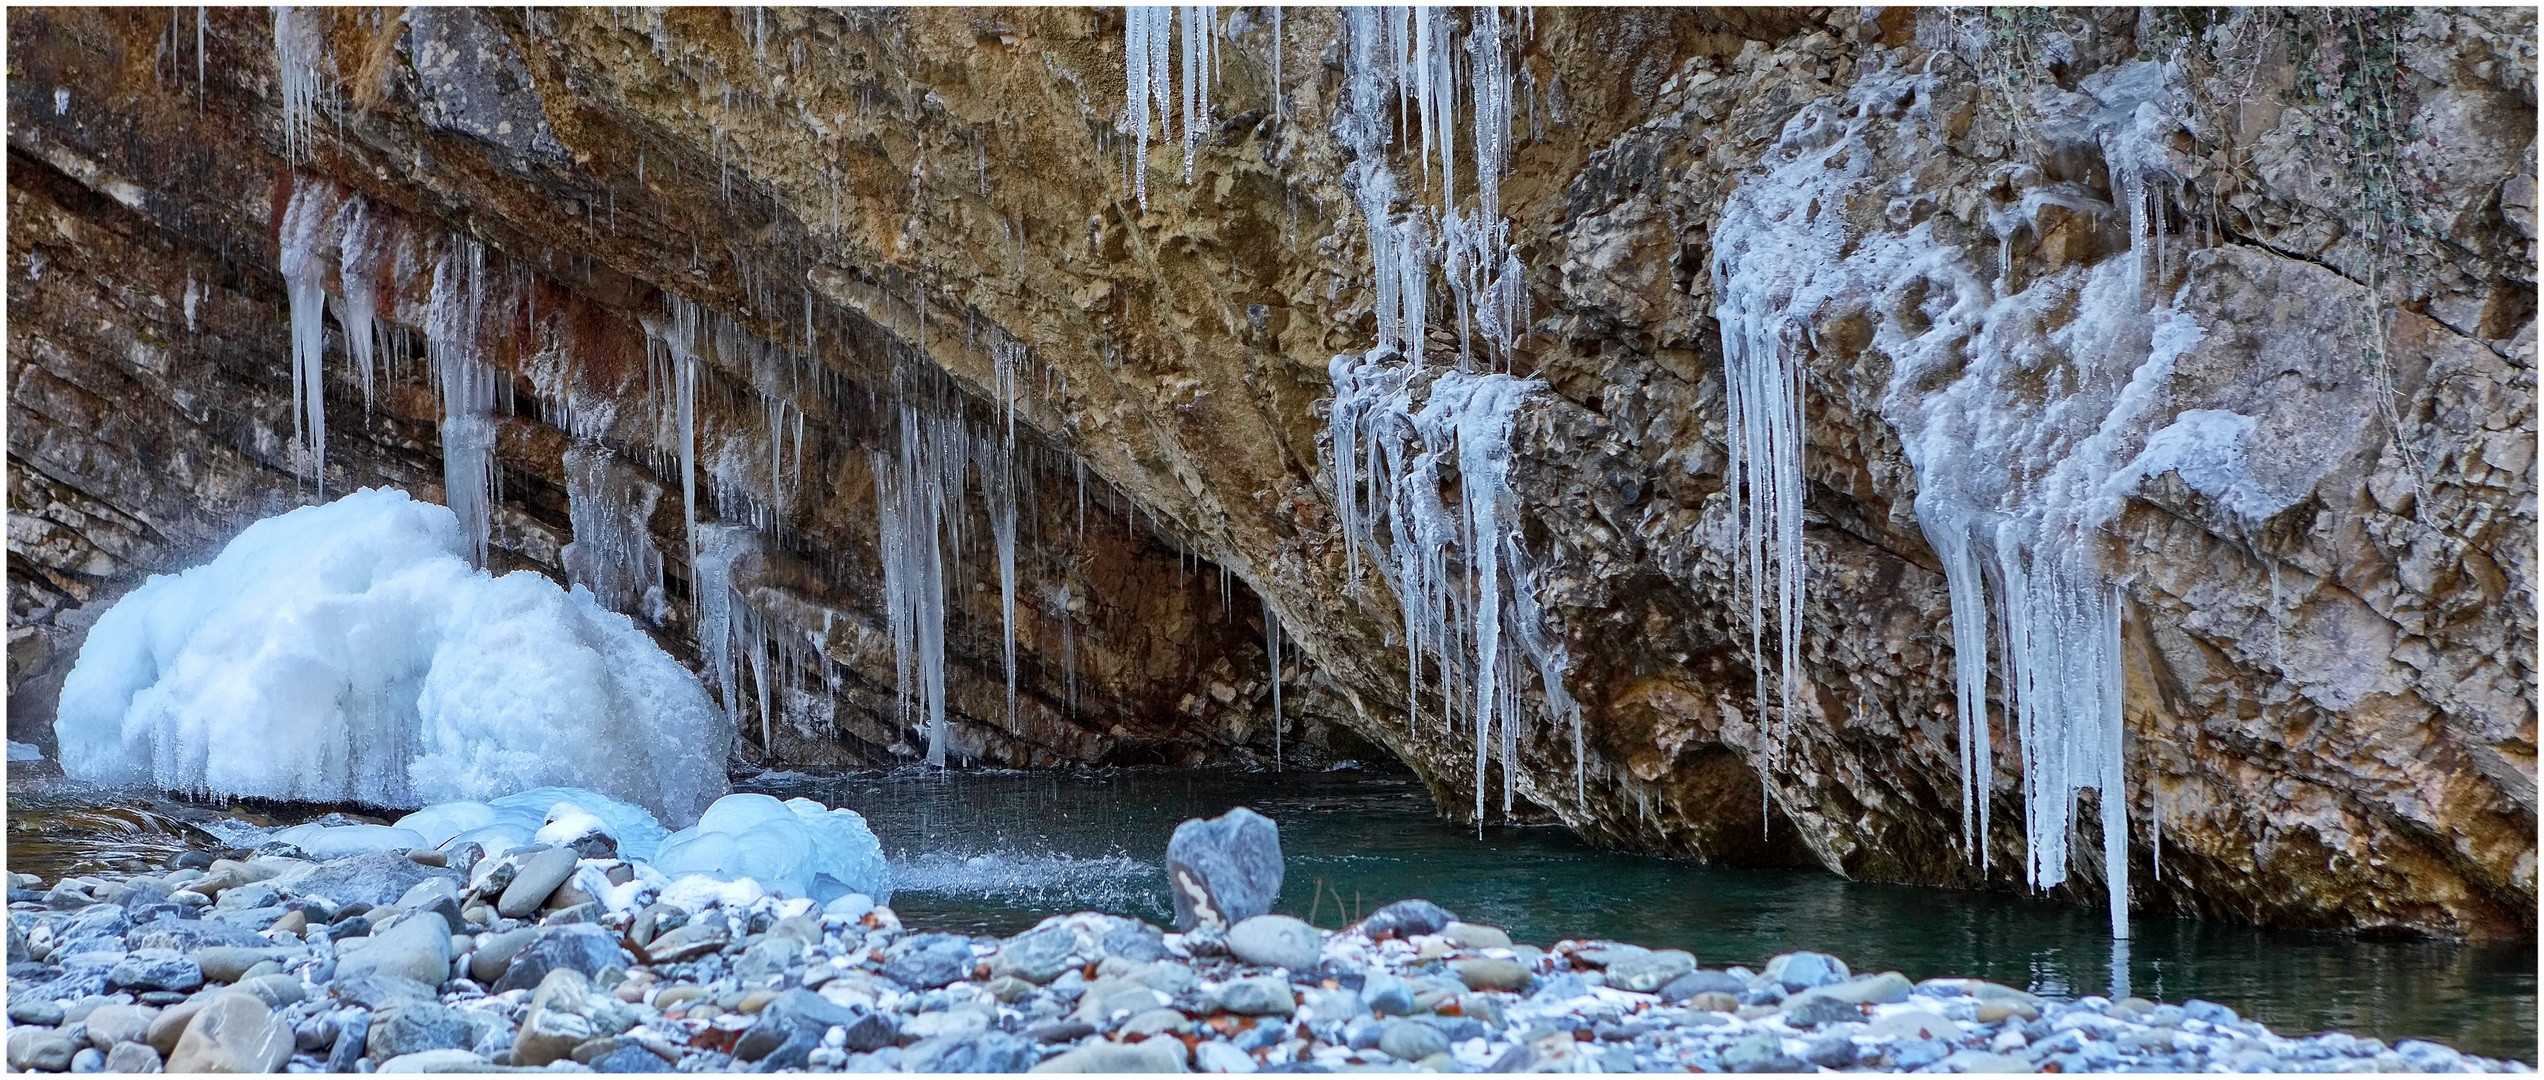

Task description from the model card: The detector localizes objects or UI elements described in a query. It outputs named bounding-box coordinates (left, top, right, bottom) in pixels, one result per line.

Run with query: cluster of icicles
left=1710, top=53, right=2230, bottom=939
left=1126, top=7, right=1577, bottom=819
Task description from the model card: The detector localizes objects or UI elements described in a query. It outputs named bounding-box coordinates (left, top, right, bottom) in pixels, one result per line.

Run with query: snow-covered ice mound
left=654, top=793, right=893, bottom=904
left=52, top=488, right=734, bottom=824
left=392, top=787, right=672, bottom=860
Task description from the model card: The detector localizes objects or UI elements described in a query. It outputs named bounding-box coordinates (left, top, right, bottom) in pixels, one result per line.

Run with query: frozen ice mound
left=652, top=793, right=893, bottom=904
left=392, top=786, right=670, bottom=860
left=52, top=488, right=734, bottom=825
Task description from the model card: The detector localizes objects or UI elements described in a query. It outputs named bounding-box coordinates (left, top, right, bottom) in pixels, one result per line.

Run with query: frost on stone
left=52, top=488, right=735, bottom=825
left=1708, top=54, right=2232, bottom=938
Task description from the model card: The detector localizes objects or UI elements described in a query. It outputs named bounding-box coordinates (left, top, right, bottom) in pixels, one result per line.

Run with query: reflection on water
left=749, top=768, right=2537, bottom=1063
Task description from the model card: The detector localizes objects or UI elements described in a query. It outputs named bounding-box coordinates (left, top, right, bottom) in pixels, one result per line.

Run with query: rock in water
left=1226, top=914, right=1321, bottom=972
left=1164, top=807, right=1282, bottom=931
left=164, top=993, right=291, bottom=1073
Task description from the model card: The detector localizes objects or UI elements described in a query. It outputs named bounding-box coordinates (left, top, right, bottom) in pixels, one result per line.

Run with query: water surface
left=751, top=767, right=2538, bottom=1063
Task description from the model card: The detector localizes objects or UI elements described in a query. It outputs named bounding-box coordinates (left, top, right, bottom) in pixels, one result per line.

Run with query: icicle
left=334, top=196, right=380, bottom=410
left=563, top=441, right=667, bottom=619
left=278, top=180, right=335, bottom=499
left=1269, top=6, right=1282, bottom=122
left=1266, top=597, right=1282, bottom=769
left=273, top=7, right=322, bottom=162
left=1712, top=225, right=1809, bottom=825
left=427, top=236, right=497, bottom=568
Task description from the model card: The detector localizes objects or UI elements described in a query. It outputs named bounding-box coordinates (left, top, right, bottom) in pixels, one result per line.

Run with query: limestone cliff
left=7, top=7, right=2532, bottom=938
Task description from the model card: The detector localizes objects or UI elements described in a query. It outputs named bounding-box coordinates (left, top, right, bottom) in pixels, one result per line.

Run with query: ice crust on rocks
left=51, top=488, right=734, bottom=824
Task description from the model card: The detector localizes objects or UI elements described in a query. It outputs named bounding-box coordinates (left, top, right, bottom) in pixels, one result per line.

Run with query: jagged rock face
left=6, top=8, right=2532, bottom=938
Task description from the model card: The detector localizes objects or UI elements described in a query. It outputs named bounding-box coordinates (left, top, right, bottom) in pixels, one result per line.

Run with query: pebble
left=79, top=1003, right=155, bottom=1048
left=333, top=910, right=453, bottom=987
left=1226, top=913, right=1322, bottom=972
left=164, top=992, right=292, bottom=1073
left=1441, top=921, right=1512, bottom=950
left=1452, top=957, right=1531, bottom=991
left=496, top=848, right=578, bottom=919
left=7, top=1027, right=78, bottom=1072
left=1212, top=974, right=1297, bottom=1016
left=102, top=1042, right=163, bottom=1073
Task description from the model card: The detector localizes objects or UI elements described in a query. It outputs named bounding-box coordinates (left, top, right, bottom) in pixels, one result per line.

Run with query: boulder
left=1163, top=808, right=1281, bottom=931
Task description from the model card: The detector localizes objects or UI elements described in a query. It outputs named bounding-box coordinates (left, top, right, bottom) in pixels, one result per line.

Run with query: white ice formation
left=1122, top=6, right=1219, bottom=208
left=392, top=787, right=672, bottom=861
left=1711, top=54, right=2221, bottom=937
left=52, top=488, right=735, bottom=825
left=653, top=792, right=894, bottom=904
left=1313, top=8, right=1577, bottom=818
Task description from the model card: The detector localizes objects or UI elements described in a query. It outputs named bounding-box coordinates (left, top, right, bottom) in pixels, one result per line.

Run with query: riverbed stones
left=992, top=925, right=1082, bottom=983
left=496, top=848, right=578, bottom=918
left=490, top=924, right=622, bottom=994
left=468, top=927, right=537, bottom=983
left=1380, top=1018, right=1451, bottom=1061
left=1440, top=921, right=1511, bottom=950
left=882, top=933, right=974, bottom=990
left=1227, top=914, right=1320, bottom=971
left=164, top=993, right=291, bottom=1073
left=1605, top=948, right=1695, bottom=992
left=103, top=1042, right=162, bottom=1073
left=1211, top=975, right=1296, bottom=1016
left=513, top=970, right=602, bottom=1067
left=334, top=911, right=453, bottom=987
left=103, top=949, right=200, bottom=993
left=80, top=1004, right=155, bottom=1049
left=1031, top=1037, right=1189, bottom=1073
left=364, top=999, right=472, bottom=1061
left=1763, top=951, right=1849, bottom=991
left=8, top=1027, right=78, bottom=1072
left=1452, top=957, right=1532, bottom=991
left=1164, top=807, right=1282, bottom=931
left=1358, top=898, right=1455, bottom=940
left=271, top=853, right=455, bottom=911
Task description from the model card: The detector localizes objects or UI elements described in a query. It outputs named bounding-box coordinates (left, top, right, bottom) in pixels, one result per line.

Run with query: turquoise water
left=750, top=767, right=2538, bottom=1063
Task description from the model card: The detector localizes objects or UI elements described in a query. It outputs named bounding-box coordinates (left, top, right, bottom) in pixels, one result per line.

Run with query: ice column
left=427, top=237, right=498, bottom=568
left=278, top=182, right=336, bottom=498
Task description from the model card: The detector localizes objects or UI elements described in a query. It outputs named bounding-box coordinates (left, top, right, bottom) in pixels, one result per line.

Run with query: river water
left=7, top=768, right=2532, bottom=1061
left=749, top=767, right=2537, bottom=1063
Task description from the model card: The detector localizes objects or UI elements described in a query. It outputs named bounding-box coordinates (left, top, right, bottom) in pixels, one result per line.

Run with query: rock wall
left=6, top=8, right=2532, bottom=938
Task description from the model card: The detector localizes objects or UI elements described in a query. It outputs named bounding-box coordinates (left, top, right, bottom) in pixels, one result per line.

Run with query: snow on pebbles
left=4, top=809, right=2523, bottom=1075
